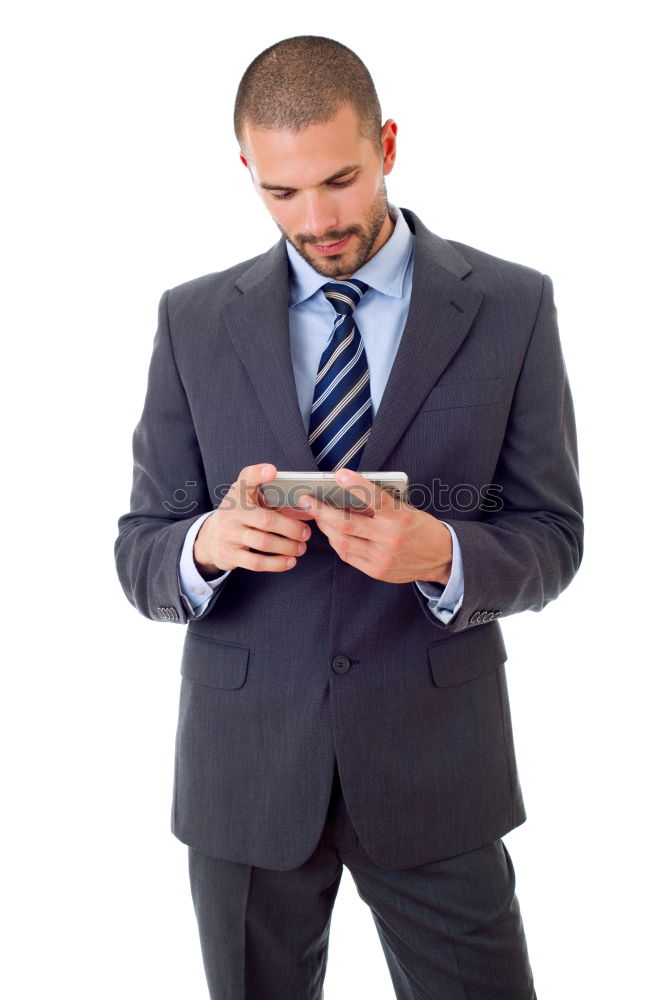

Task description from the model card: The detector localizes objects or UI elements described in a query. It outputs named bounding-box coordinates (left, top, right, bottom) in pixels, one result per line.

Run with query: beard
left=277, top=180, right=389, bottom=279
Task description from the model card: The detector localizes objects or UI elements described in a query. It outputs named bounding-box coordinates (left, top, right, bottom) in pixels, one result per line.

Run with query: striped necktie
left=308, top=279, right=371, bottom=471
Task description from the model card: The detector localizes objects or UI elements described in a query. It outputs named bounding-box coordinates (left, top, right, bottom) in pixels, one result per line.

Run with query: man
left=116, top=35, right=583, bottom=1000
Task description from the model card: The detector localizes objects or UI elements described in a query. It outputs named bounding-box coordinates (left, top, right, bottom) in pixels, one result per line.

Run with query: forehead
left=243, top=104, right=375, bottom=188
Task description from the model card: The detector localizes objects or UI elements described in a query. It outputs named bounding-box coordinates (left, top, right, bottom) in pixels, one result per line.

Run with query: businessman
left=116, top=35, right=583, bottom=1000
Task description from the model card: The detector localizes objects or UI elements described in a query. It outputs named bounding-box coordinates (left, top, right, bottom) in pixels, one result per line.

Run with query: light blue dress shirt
left=179, top=207, right=464, bottom=622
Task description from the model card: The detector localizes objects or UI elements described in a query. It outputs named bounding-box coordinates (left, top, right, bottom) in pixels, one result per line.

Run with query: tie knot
left=322, top=279, right=369, bottom=315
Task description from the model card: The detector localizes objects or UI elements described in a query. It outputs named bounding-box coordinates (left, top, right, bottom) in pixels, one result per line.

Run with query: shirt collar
left=286, top=205, right=414, bottom=307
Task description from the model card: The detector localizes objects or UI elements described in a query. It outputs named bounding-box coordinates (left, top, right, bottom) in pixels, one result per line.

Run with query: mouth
left=310, top=234, right=353, bottom=256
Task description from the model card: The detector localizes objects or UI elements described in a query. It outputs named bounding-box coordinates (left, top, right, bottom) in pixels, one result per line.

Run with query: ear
left=239, top=152, right=250, bottom=169
left=380, top=119, right=398, bottom=176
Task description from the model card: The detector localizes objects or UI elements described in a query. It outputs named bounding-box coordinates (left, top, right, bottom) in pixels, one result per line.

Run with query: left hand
left=298, top=469, right=453, bottom=585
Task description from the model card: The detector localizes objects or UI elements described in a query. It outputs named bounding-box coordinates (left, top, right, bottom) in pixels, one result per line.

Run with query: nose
left=303, top=191, right=338, bottom=240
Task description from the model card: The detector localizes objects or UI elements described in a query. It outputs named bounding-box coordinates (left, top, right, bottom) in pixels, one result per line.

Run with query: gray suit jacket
left=115, top=208, right=583, bottom=871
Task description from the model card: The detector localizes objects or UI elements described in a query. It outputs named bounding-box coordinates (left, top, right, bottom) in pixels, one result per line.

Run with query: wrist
left=195, top=557, right=222, bottom=581
left=193, top=516, right=221, bottom=580
left=427, top=561, right=452, bottom=588
left=429, top=522, right=453, bottom=586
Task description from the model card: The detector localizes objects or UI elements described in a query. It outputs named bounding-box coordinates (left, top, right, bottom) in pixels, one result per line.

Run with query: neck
left=371, top=210, right=396, bottom=259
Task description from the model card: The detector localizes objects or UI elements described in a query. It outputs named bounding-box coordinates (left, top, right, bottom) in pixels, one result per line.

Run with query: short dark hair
left=234, top=36, right=382, bottom=151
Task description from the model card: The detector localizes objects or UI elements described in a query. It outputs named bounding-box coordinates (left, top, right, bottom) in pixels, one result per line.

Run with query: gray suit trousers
left=188, top=766, right=536, bottom=1000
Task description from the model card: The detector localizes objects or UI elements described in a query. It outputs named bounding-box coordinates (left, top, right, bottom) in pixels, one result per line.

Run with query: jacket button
left=332, top=655, right=351, bottom=675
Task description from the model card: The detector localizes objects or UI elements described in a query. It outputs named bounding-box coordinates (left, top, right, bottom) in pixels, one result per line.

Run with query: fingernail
left=297, top=542, right=306, bottom=555
left=301, top=527, right=309, bottom=540
left=337, top=469, right=351, bottom=484
left=297, top=497, right=312, bottom=510
left=287, top=557, right=296, bottom=569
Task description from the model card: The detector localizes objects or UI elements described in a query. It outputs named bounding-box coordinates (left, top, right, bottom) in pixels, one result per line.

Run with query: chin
left=316, top=261, right=353, bottom=279
left=311, top=249, right=360, bottom=278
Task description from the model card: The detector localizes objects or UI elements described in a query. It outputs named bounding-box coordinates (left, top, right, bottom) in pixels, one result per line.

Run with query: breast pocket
left=421, top=378, right=506, bottom=412
left=180, top=631, right=249, bottom=690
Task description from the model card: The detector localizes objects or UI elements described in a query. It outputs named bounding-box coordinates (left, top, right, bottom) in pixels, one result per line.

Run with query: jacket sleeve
left=115, top=290, right=227, bottom=624
left=424, top=274, right=584, bottom=634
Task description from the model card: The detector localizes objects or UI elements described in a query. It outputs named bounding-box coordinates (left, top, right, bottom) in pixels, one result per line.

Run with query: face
left=240, top=104, right=398, bottom=279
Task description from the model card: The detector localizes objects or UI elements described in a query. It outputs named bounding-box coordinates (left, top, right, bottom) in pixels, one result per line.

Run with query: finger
left=334, top=469, right=401, bottom=516
left=225, top=463, right=277, bottom=508
left=312, top=527, right=394, bottom=581
left=239, top=525, right=308, bottom=557
left=248, top=504, right=312, bottom=542
left=323, top=527, right=373, bottom=562
left=233, top=549, right=299, bottom=573
left=296, top=493, right=323, bottom=513
left=265, top=505, right=318, bottom=523
left=299, top=494, right=377, bottom=540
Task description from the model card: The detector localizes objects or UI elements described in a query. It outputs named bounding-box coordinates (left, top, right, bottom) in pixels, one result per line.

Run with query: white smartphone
left=259, top=471, right=409, bottom=510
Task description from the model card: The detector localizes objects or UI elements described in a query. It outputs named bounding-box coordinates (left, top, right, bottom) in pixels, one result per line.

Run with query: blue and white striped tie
left=308, top=279, right=371, bottom=471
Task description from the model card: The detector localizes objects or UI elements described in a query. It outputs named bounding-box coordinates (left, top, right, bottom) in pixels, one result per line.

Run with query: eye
left=271, top=190, right=294, bottom=201
left=329, top=177, right=355, bottom=189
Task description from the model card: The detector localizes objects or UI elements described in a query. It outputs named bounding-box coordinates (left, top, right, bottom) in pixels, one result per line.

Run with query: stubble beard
left=278, top=181, right=389, bottom=279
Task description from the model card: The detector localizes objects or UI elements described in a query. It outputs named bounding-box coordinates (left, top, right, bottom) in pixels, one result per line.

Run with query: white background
left=2, top=1, right=664, bottom=997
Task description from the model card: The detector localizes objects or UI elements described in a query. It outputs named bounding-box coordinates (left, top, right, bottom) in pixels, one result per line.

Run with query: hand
left=194, top=463, right=315, bottom=577
left=298, top=468, right=453, bottom=585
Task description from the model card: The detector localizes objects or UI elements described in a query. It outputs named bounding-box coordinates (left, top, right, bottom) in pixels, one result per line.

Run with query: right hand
left=193, top=463, right=314, bottom=577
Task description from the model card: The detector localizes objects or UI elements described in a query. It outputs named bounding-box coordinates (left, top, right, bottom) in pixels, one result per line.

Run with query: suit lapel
left=222, top=241, right=319, bottom=470
left=221, top=211, right=483, bottom=474
left=361, top=211, right=484, bottom=470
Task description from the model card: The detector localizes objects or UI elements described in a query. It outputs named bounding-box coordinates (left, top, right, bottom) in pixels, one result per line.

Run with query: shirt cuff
left=414, top=521, right=464, bottom=625
left=179, top=512, right=230, bottom=617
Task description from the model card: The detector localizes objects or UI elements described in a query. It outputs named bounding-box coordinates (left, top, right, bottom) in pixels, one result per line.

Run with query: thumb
left=226, top=463, right=277, bottom=509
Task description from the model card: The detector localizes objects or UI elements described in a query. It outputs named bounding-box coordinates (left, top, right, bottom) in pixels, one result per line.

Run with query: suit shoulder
left=403, top=208, right=547, bottom=297
left=166, top=250, right=269, bottom=308
left=156, top=241, right=287, bottom=357
left=447, top=239, right=546, bottom=292
left=443, top=239, right=550, bottom=323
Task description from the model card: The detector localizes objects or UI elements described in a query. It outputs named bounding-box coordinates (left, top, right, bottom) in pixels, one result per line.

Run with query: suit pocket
left=428, top=622, right=507, bottom=687
left=180, top=631, right=249, bottom=689
left=421, top=378, right=506, bottom=411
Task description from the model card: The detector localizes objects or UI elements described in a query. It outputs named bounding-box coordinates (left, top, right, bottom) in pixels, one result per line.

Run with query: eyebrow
left=259, top=164, right=360, bottom=192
